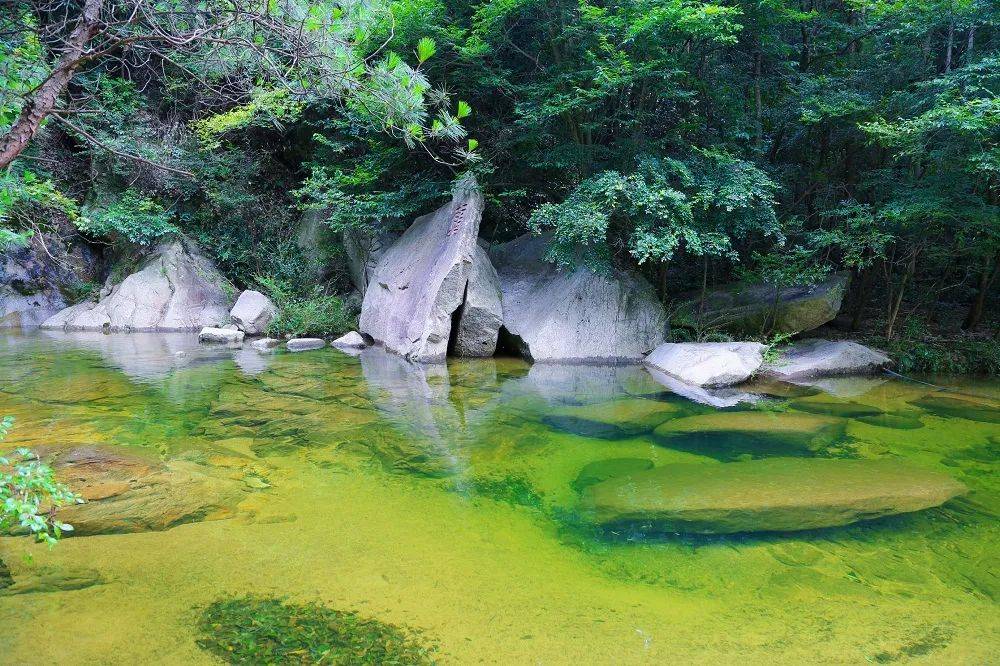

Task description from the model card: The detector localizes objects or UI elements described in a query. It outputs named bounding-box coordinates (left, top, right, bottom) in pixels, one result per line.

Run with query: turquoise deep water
left=0, top=331, right=997, bottom=663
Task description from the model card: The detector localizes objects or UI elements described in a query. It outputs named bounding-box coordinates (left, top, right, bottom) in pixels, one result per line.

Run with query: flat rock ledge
left=287, top=338, right=325, bottom=352
left=763, top=339, right=890, bottom=380
left=199, top=327, right=244, bottom=344
left=579, top=458, right=966, bottom=534
left=644, top=342, right=765, bottom=387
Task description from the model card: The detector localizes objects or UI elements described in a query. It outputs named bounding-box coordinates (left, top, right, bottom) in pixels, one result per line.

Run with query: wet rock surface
left=47, top=446, right=244, bottom=535
left=579, top=458, right=967, bottom=534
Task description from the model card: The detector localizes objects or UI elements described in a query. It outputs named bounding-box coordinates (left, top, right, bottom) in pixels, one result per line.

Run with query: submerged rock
left=0, top=566, right=107, bottom=596
left=652, top=411, right=847, bottom=460
left=287, top=338, right=326, bottom=352
left=360, top=176, right=485, bottom=362
left=788, top=399, right=883, bottom=419
left=677, top=272, right=849, bottom=335
left=763, top=339, right=890, bottom=380
left=229, top=290, right=276, bottom=335
left=452, top=245, right=503, bottom=358
left=250, top=337, right=282, bottom=352
left=48, top=446, right=243, bottom=535
left=644, top=342, right=765, bottom=387
left=491, top=232, right=666, bottom=363
left=856, top=413, right=925, bottom=430
left=41, top=237, right=233, bottom=331
left=199, top=327, right=244, bottom=344
left=910, top=395, right=1000, bottom=424
left=579, top=458, right=966, bottom=534
left=572, top=458, right=655, bottom=492
left=543, top=398, right=680, bottom=439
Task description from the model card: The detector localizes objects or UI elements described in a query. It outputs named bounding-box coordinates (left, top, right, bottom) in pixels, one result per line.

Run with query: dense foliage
left=1, top=0, right=997, bottom=350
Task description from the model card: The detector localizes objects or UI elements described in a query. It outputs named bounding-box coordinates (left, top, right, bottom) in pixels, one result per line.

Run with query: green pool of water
left=0, top=331, right=997, bottom=663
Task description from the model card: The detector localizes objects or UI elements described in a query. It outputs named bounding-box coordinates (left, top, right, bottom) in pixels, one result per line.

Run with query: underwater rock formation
left=579, top=457, right=966, bottom=534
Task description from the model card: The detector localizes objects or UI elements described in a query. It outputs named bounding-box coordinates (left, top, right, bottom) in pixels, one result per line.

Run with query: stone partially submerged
left=763, top=339, right=890, bottom=380
left=677, top=272, right=848, bottom=335
left=359, top=176, right=489, bottom=362
left=578, top=458, right=966, bottom=534
left=644, top=342, right=765, bottom=387
left=41, top=237, right=233, bottom=332
left=491, top=232, right=667, bottom=363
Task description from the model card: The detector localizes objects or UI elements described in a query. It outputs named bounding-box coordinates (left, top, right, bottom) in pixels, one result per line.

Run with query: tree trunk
left=885, top=252, right=917, bottom=339
left=0, top=0, right=104, bottom=170
left=849, top=268, right=873, bottom=331
left=962, top=256, right=997, bottom=330
left=944, top=20, right=955, bottom=73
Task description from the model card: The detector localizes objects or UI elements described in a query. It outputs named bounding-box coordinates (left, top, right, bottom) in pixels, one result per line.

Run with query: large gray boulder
left=229, top=289, right=276, bottom=335
left=1, top=232, right=100, bottom=329
left=644, top=342, right=765, bottom=387
left=342, top=226, right=399, bottom=296
left=491, top=232, right=667, bottom=363
left=452, top=245, right=503, bottom=357
left=41, top=238, right=232, bottom=332
left=678, top=272, right=849, bottom=335
left=579, top=458, right=966, bottom=534
left=763, top=339, right=890, bottom=380
left=359, top=176, right=485, bottom=362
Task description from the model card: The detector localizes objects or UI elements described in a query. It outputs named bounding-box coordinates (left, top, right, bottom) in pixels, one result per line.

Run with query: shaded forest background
left=1, top=0, right=998, bottom=371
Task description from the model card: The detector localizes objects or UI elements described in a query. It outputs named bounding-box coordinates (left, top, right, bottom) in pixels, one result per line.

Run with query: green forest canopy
left=1, top=0, right=997, bottom=341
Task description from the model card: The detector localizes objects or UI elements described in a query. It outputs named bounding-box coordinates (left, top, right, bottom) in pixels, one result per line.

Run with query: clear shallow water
left=0, top=331, right=997, bottom=664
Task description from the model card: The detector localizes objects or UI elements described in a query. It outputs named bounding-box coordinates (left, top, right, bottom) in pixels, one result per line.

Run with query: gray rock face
left=679, top=272, right=849, bottom=335
left=453, top=245, right=503, bottom=357
left=764, top=339, right=890, bottom=380
left=229, top=290, right=276, bottom=335
left=644, top=342, right=765, bottom=387
left=199, top=327, right=244, bottom=344
left=1, top=233, right=100, bottom=329
left=359, top=176, right=484, bottom=362
left=287, top=338, right=325, bottom=352
left=579, top=458, right=966, bottom=534
left=491, top=232, right=667, bottom=363
left=250, top=337, right=282, bottom=352
left=41, top=238, right=232, bottom=332
left=343, top=226, right=399, bottom=296
left=332, top=331, right=368, bottom=349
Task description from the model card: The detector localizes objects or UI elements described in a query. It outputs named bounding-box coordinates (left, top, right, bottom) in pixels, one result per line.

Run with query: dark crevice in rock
left=495, top=325, right=529, bottom=360
left=447, top=281, right=470, bottom=357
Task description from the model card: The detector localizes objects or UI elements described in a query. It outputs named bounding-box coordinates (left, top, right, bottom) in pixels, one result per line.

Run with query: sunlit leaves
left=416, top=37, right=436, bottom=63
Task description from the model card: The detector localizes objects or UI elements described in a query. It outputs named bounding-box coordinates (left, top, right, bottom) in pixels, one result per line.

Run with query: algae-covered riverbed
left=0, top=331, right=997, bottom=663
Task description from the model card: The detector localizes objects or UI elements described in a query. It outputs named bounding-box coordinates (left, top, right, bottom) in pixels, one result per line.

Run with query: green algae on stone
left=578, top=458, right=967, bottom=534
left=856, top=413, right=925, bottom=430
left=571, top=458, right=655, bottom=492
left=910, top=395, right=1000, bottom=424
left=543, top=398, right=680, bottom=440
left=462, top=474, right=545, bottom=510
left=196, top=595, right=437, bottom=664
left=788, top=400, right=883, bottom=419
left=652, top=411, right=848, bottom=461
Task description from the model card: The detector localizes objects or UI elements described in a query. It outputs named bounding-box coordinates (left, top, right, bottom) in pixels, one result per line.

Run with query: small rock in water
left=287, top=338, right=325, bottom=352
left=250, top=337, right=282, bottom=352
left=199, top=327, right=244, bottom=344
left=579, top=457, right=966, bottom=534
left=644, top=342, right=765, bottom=387
left=332, top=331, right=368, bottom=349
left=910, top=395, right=1000, bottom=424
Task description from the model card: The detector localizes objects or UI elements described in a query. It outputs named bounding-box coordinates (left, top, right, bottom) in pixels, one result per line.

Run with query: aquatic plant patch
left=196, top=595, right=437, bottom=664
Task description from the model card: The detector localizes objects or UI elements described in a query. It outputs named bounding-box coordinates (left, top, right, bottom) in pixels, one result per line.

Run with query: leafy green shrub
left=0, top=417, right=82, bottom=546
left=258, top=276, right=356, bottom=338
left=196, top=595, right=437, bottom=664
left=78, top=189, right=176, bottom=246
left=880, top=338, right=1000, bottom=376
